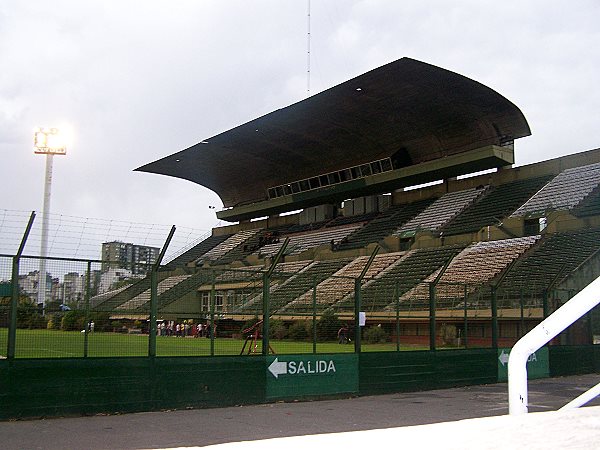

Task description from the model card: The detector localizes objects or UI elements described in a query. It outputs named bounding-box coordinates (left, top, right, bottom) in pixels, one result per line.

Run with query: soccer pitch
left=0, top=329, right=419, bottom=358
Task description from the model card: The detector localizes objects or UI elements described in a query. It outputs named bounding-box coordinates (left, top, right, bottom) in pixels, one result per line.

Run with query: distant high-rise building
left=101, top=241, right=159, bottom=276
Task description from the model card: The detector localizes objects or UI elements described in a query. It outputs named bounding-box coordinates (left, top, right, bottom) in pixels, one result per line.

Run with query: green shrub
left=288, top=320, right=309, bottom=341
left=61, top=310, right=86, bottom=331
left=46, top=314, right=63, bottom=330
left=316, top=310, right=342, bottom=341
left=363, top=325, right=389, bottom=344
left=89, top=312, right=111, bottom=332
left=269, top=319, right=288, bottom=340
left=16, top=303, right=47, bottom=329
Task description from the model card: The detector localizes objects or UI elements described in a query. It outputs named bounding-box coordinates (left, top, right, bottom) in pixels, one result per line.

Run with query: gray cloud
left=1, top=0, right=599, bottom=236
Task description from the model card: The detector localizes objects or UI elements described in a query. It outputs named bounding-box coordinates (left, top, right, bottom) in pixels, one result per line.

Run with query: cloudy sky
left=1, top=0, right=599, bottom=244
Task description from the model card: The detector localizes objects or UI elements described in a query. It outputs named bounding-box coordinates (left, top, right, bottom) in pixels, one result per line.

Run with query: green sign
left=497, top=347, right=549, bottom=382
left=266, top=354, right=358, bottom=400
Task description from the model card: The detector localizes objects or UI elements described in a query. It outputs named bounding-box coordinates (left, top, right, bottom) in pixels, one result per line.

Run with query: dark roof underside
left=136, top=57, right=530, bottom=219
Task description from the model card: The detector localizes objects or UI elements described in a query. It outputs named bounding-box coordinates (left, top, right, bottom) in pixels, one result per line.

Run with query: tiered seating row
left=396, top=187, right=488, bottom=234
left=435, top=236, right=539, bottom=285
left=198, top=229, right=262, bottom=263
left=281, top=253, right=403, bottom=313
left=325, top=212, right=379, bottom=228
left=92, top=277, right=152, bottom=312
left=165, top=234, right=231, bottom=268
left=348, top=245, right=466, bottom=312
left=440, top=175, right=554, bottom=236
left=213, top=261, right=312, bottom=283
left=256, top=224, right=363, bottom=258
left=117, top=275, right=191, bottom=310
left=336, top=198, right=436, bottom=250
left=512, top=162, right=600, bottom=217
left=232, top=259, right=353, bottom=315
left=90, top=284, right=131, bottom=309
left=572, top=183, right=600, bottom=218
left=500, top=227, right=600, bottom=292
left=397, top=236, right=539, bottom=308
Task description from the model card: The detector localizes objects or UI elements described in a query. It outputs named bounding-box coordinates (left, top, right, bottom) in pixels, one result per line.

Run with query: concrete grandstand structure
left=109, top=57, right=600, bottom=348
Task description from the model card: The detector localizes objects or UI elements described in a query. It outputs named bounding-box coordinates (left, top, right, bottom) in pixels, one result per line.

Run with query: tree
left=316, top=309, right=342, bottom=341
left=61, top=310, right=87, bottom=331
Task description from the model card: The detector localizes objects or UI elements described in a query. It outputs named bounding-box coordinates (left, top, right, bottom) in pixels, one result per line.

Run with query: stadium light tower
left=34, top=127, right=66, bottom=308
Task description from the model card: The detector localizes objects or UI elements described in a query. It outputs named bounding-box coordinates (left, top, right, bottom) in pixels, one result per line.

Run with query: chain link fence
left=2, top=253, right=597, bottom=359
left=1, top=210, right=598, bottom=359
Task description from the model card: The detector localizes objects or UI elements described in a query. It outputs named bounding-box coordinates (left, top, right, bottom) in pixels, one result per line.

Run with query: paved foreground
left=1, top=374, right=599, bottom=449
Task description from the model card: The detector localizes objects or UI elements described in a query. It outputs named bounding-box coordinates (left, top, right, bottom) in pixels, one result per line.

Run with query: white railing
left=508, top=275, right=600, bottom=415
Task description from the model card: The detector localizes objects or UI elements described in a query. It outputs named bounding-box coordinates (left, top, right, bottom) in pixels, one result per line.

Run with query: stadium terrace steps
left=440, top=175, right=554, bottom=236
left=198, top=229, right=262, bottom=264
left=395, top=187, right=489, bottom=235
left=116, top=275, right=191, bottom=311
left=335, top=244, right=466, bottom=312
left=212, top=261, right=311, bottom=286
left=324, top=212, right=379, bottom=228
left=280, top=253, right=402, bottom=313
left=572, top=182, right=600, bottom=217
left=511, top=162, right=600, bottom=217
left=234, top=259, right=352, bottom=315
left=91, top=276, right=152, bottom=312
left=397, top=236, right=539, bottom=309
left=153, top=270, right=214, bottom=310
left=165, top=234, right=231, bottom=268
left=256, top=224, right=363, bottom=258
left=285, top=221, right=329, bottom=234
left=212, top=230, right=268, bottom=265
left=499, top=227, right=600, bottom=293
left=89, top=284, right=131, bottom=309
left=336, top=198, right=436, bottom=251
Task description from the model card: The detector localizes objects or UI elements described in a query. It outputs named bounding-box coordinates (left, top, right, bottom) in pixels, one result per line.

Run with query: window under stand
left=267, top=156, right=395, bottom=200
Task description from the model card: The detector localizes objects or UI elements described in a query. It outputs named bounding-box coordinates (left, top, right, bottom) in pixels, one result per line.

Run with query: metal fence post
left=312, top=276, right=317, bottom=354
left=491, top=285, right=498, bottom=348
left=149, top=268, right=158, bottom=357
left=83, top=260, right=91, bottom=358
left=149, top=225, right=176, bottom=358
left=261, top=272, right=269, bottom=356
left=429, top=282, right=436, bottom=351
left=210, top=274, right=216, bottom=356
left=519, top=288, right=525, bottom=338
left=7, top=211, right=35, bottom=360
left=395, top=281, right=400, bottom=352
left=7, top=257, right=20, bottom=360
left=463, top=283, right=468, bottom=349
left=261, top=237, right=289, bottom=356
left=354, top=278, right=361, bottom=353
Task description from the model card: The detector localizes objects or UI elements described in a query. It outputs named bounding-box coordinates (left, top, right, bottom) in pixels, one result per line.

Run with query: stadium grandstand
left=108, top=56, right=600, bottom=347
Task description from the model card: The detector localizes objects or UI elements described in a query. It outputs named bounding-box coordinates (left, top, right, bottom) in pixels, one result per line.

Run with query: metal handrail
left=508, top=274, right=600, bottom=414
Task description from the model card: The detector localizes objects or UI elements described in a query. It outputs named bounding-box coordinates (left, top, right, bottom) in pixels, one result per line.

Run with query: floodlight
left=34, top=127, right=66, bottom=155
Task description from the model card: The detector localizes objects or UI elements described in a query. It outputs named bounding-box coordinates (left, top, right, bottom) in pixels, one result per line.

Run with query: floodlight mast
left=33, top=128, right=66, bottom=308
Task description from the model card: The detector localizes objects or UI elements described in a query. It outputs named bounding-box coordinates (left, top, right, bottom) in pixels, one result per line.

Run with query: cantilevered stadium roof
left=136, top=57, right=530, bottom=222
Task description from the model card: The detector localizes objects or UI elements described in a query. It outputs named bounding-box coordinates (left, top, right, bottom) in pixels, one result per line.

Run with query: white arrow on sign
left=499, top=350, right=509, bottom=367
left=268, top=358, right=288, bottom=379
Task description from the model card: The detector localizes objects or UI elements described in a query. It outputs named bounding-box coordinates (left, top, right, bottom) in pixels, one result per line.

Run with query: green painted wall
left=2, top=346, right=599, bottom=421
left=549, top=345, right=600, bottom=376
left=358, top=349, right=498, bottom=395
left=0, top=357, right=265, bottom=420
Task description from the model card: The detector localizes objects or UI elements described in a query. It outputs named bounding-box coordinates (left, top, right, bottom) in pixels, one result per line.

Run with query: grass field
left=0, top=328, right=427, bottom=358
